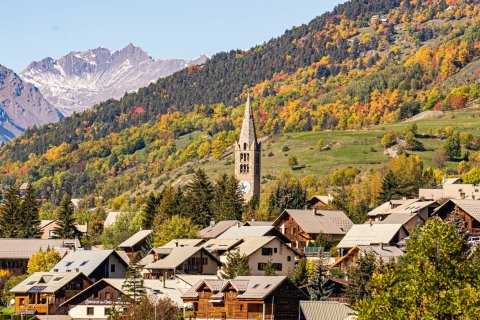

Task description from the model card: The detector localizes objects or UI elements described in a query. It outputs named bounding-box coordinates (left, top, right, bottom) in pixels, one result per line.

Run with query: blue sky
left=1, top=0, right=345, bottom=73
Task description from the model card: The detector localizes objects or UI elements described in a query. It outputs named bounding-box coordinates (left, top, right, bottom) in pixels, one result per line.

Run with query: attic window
left=80, top=261, right=89, bottom=266
left=252, top=284, right=260, bottom=289
left=53, top=277, right=63, bottom=282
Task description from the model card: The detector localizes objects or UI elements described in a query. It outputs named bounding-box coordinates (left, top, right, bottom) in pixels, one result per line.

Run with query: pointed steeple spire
left=239, top=93, right=257, bottom=147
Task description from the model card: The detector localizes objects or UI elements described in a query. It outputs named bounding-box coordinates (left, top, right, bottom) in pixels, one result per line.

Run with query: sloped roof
left=359, top=245, right=404, bottom=262
left=300, top=301, right=354, bottom=320
left=162, top=239, right=204, bottom=248
left=199, top=220, right=243, bottom=239
left=309, top=195, right=334, bottom=204
left=118, top=230, right=153, bottom=249
left=444, top=178, right=462, bottom=185
left=176, top=274, right=219, bottom=287
left=182, top=276, right=294, bottom=300
left=9, top=272, right=90, bottom=294
left=273, top=209, right=353, bottom=235
left=31, top=316, right=72, bottom=320
left=447, top=199, right=480, bottom=222
left=234, top=236, right=284, bottom=257
left=39, top=220, right=88, bottom=234
left=103, top=211, right=124, bottom=228
left=337, top=224, right=405, bottom=249
left=243, top=221, right=273, bottom=226
left=202, top=238, right=243, bottom=252
left=0, top=239, right=78, bottom=259
left=217, top=226, right=276, bottom=240
left=145, top=247, right=221, bottom=270
left=50, top=250, right=126, bottom=277
left=378, top=212, right=423, bottom=225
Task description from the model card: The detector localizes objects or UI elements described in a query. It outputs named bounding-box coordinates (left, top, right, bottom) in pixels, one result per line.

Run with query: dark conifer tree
left=0, top=186, right=21, bottom=238
left=122, top=253, right=146, bottom=303
left=54, top=193, right=80, bottom=239
left=212, top=174, right=245, bottom=222
left=308, top=259, right=334, bottom=301
left=378, top=170, right=400, bottom=203
left=184, top=169, right=214, bottom=227
left=220, top=251, right=251, bottom=279
left=141, top=192, right=160, bottom=230
left=19, top=184, right=41, bottom=238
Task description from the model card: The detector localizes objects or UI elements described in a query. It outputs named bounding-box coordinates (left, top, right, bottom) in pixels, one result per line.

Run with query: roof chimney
left=175, top=241, right=178, bottom=247
left=209, top=220, right=216, bottom=227
left=380, top=242, right=384, bottom=250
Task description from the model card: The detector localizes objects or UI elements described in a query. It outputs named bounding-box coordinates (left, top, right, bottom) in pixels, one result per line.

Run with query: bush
left=282, top=146, right=290, bottom=152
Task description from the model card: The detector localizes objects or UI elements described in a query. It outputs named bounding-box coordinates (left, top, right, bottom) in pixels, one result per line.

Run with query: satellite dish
left=10, top=299, right=14, bottom=305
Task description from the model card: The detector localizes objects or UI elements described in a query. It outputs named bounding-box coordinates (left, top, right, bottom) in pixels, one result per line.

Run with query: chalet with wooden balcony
left=117, top=229, right=153, bottom=258
left=9, top=272, right=91, bottom=316
left=434, top=199, right=480, bottom=235
left=272, top=209, right=353, bottom=250
left=143, top=246, right=222, bottom=279
left=182, top=276, right=307, bottom=320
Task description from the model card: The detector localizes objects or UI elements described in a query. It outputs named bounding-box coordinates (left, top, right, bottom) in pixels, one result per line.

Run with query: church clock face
left=239, top=180, right=251, bottom=195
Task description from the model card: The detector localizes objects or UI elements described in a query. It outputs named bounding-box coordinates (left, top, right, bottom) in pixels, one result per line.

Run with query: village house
left=40, top=220, right=88, bottom=240
left=272, top=209, right=353, bottom=251
left=433, top=199, right=480, bottom=235
left=182, top=276, right=307, bottom=320
left=9, top=272, right=91, bottom=316
left=336, top=223, right=408, bottom=255
left=51, top=250, right=128, bottom=282
left=243, top=221, right=272, bottom=227
left=202, top=238, right=244, bottom=257
left=117, top=229, right=153, bottom=258
left=368, top=199, right=439, bottom=230
left=333, top=244, right=404, bottom=274
left=0, top=239, right=79, bottom=275
left=216, top=225, right=290, bottom=244
left=419, top=178, right=480, bottom=201
left=199, top=220, right=243, bottom=240
left=299, top=301, right=355, bottom=320
left=219, top=236, right=298, bottom=276
left=306, top=195, right=334, bottom=209
left=143, top=246, right=222, bottom=279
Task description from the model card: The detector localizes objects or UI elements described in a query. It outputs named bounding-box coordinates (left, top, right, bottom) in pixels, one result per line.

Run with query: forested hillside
left=1, top=0, right=480, bottom=204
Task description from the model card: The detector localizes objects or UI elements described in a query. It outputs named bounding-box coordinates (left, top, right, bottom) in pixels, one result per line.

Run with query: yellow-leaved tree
left=27, top=250, right=62, bottom=274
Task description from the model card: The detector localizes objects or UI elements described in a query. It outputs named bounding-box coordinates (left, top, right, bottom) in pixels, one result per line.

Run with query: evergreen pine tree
left=212, top=174, right=245, bottom=221
left=263, top=258, right=277, bottom=276
left=141, top=192, right=160, bottom=230
left=19, top=184, right=42, bottom=238
left=290, top=258, right=309, bottom=286
left=378, top=170, right=400, bottom=203
left=54, top=193, right=80, bottom=239
left=307, top=258, right=333, bottom=301
left=122, top=253, right=146, bottom=303
left=220, top=251, right=251, bottom=279
left=185, top=169, right=214, bottom=227
left=0, top=186, right=21, bottom=238
left=345, top=252, right=376, bottom=306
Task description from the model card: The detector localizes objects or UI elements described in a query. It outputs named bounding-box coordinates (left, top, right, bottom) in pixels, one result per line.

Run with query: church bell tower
left=235, top=94, right=261, bottom=202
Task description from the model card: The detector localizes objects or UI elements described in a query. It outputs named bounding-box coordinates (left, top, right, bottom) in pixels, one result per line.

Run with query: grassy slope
left=137, top=106, right=480, bottom=194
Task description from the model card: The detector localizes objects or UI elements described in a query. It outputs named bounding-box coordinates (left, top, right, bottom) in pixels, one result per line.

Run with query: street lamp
left=151, top=289, right=162, bottom=320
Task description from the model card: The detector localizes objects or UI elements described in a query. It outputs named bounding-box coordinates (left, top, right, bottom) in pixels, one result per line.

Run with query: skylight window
left=53, top=277, right=63, bottom=282
left=80, top=261, right=89, bottom=266
left=65, top=261, right=74, bottom=267
left=252, top=284, right=260, bottom=289
left=27, top=281, right=36, bottom=285
left=264, top=284, right=271, bottom=289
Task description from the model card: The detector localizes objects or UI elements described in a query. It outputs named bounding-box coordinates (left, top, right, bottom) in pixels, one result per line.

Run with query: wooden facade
left=435, top=202, right=480, bottom=235
left=13, top=274, right=91, bottom=315
left=183, top=278, right=307, bottom=320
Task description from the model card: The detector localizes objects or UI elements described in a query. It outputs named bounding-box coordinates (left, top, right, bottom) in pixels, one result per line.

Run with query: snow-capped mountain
left=21, top=44, right=208, bottom=115
left=0, top=64, right=63, bottom=142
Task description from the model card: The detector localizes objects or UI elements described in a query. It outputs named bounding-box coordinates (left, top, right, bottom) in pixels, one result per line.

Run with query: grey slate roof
left=234, top=236, right=287, bottom=257
left=0, top=239, right=78, bottom=259
left=300, top=301, right=355, bottom=320
left=243, top=221, right=273, bottom=226
left=9, top=272, right=90, bottom=294
left=448, top=199, right=480, bottom=222
left=217, top=226, right=277, bottom=240
left=162, top=238, right=204, bottom=248
left=118, top=229, right=153, bottom=248
left=145, top=247, right=221, bottom=270
left=378, top=212, right=424, bottom=225
left=359, top=245, right=404, bottom=262
left=202, top=238, right=243, bottom=252
left=182, top=276, right=292, bottom=300
left=199, top=220, right=243, bottom=239
left=274, top=209, right=353, bottom=235
left=50, top=250, right=124, bottom=277
left=103, top=211, right=124, bottom=228
left=368, top=199, right=436, bottom=217
left=337, top=224, right=404, bottom=249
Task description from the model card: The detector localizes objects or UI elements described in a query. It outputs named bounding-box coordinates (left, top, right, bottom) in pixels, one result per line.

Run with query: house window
left=244, top=143, right=247, bottom=150
left=261, top=248, right=273, bottom=256
left=105, top=308, right=111, bottom=316
left=93, top=292, right=99, bottom=298
left=87, top=307, right=94, bottom=315
left=287, top=256, right=291, bottom=262
left=110, top=264, right=116, bottom=273
left=105, top=292, right=112, bottom=300
left=274, top=248, right=277, bottom=253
